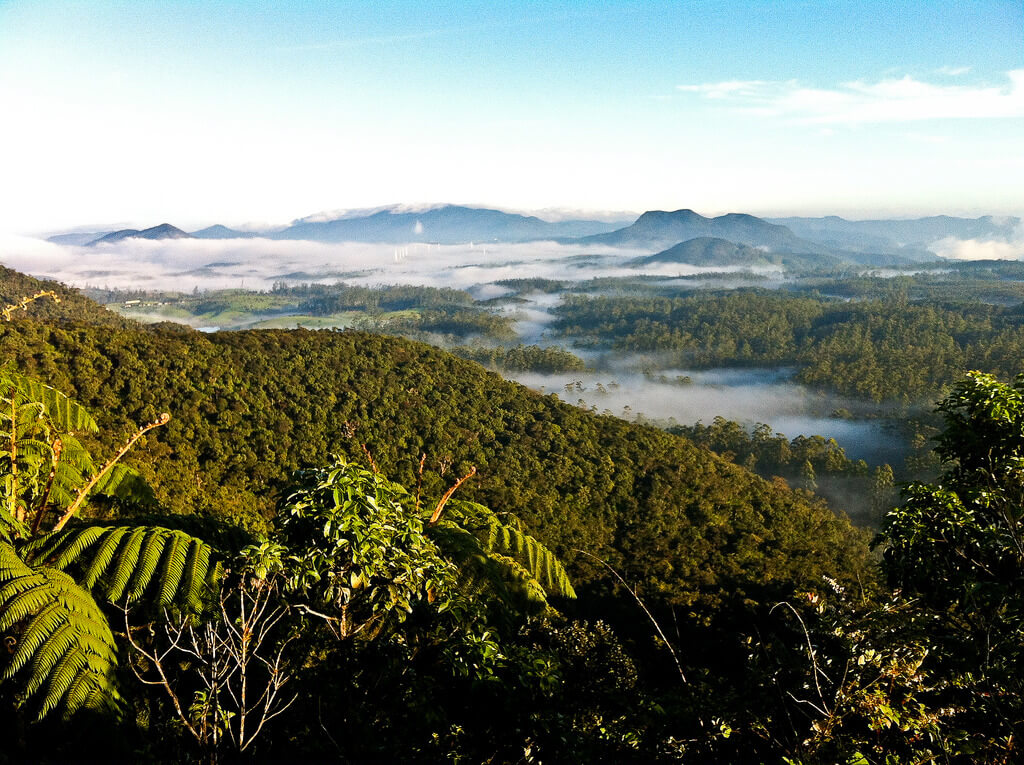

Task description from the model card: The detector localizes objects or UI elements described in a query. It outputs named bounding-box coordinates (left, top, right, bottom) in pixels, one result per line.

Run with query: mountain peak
left=88, top=223, right=193, bottom=246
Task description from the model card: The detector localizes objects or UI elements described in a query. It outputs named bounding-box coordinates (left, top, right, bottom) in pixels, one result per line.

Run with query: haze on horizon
left=0, top=0, right=1022, bottom=236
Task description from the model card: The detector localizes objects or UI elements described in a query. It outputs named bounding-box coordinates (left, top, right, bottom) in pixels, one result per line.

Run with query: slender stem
left=10, top=394, right=20, bottom=524
left=30, top=438, right=62, bottom=536
left=429, top=466, right=476, bottom=525
left=52, top=413, right=169, bottom=532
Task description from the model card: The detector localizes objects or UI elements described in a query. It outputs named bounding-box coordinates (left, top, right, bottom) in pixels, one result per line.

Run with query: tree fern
left=0, top=371, right=157, bottom=532
left=21, top=525, right=223, bottom=616
left=0, top=542, right=120, bottom=720
left=0, top=366, right=222, bottom=728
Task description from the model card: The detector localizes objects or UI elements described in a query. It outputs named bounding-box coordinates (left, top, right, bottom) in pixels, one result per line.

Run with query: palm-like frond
left=89, top=463, right=157, bottom=505
left=431, top=500, right=576, bottom=602
left=21, top=525, right=223, bottom=616
left=1, top=371, right=98, bottom=434
left=0, top=542, right=120, bottom=720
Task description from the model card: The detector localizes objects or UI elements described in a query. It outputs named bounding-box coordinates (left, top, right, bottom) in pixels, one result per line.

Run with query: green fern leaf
left=104, top=527, right=147, bottom=603
left=3, top=372, right=98, bottom=434
left=125, top=529, right=167, bottom=602
left=155, top=531, right=188, bottom=609
left=22, top=525, right=222, bottom=615
left=440, top=501, right=576, bottom=600
left=81, top=527, right=131, bottom=588
left=0, top=543, right=120, bottom=720
left=89, top=463, right=157, bottom=505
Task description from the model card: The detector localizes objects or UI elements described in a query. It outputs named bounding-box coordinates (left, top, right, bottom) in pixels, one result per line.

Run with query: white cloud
left=935, top=66, right=972, bottom=76
left=931, top=236, right=1024, bottom=261
left=677, top=70, right=1024, bottom=124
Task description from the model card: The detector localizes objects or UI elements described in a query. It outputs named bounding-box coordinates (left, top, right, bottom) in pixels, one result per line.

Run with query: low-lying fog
left=1, top=236, right=778, bottom=292
left=508, top=367, right=908, bottom=468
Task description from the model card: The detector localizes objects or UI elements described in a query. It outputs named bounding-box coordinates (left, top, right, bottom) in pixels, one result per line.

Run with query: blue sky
left=0, top=0, right=1021, bottom=233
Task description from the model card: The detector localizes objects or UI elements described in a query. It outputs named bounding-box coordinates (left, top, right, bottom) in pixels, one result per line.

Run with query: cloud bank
left=0, top=236, right=766, bottom=294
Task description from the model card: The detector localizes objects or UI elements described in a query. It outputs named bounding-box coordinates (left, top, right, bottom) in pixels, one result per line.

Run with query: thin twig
left=771, top=601, right=831, bottom=713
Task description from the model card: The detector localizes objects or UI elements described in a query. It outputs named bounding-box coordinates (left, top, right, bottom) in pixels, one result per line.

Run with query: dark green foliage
left=0, top=542, right=120, bottom=721
left=673, top=417, right=887, bottom=523
left=287, top=282, right=475, bottom=314
left=883, top=371, right=1024, bottom=623
left=387, top=305, right=518, bottom=341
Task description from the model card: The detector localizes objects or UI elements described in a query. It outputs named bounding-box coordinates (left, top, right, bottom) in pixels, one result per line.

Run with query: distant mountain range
left=43, top=206, right=1021, bottom=268
left=268, top=204, right=625, bottom=243
left=768, top=214, right=1021, bottom=256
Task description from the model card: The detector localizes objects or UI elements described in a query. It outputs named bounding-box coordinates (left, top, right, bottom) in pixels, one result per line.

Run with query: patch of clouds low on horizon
left=930, top=221, right=1024, bottom=261
left=677, top=69, right=1024, bottom=125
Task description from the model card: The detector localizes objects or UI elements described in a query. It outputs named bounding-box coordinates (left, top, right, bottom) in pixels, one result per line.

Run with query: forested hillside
left=0, top=285, right=869, bottom=614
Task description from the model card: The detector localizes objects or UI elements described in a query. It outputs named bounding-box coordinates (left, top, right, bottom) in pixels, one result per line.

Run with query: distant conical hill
left=191, top=224, right=258, bottom=239
left=633, top=237, right=774, bottom=266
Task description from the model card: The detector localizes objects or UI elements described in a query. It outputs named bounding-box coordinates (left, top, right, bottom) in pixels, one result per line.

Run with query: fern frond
left=89, top=463, right=157, bottom=505
left=155, top=531, right=188, bottom=609
left=428, top=522, right=552, bottom=612
left=2, top=372, right=98, bottom=434
left=44, top=435, right=95, bottom=508
left=488, top=552, right=551, bottom=605
left=125, top=528, right=167, bottom=602
left=440, top=501, right=576, bottom=600
left=104, top=527, right=147, bottom=603
left=21, top=525, right=222, bottom=615
left=81, top=527, right=132, bottom=588
left=0, top=543, right=120, bottom=720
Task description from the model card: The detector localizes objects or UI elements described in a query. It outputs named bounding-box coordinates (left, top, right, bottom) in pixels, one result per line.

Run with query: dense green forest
left=553, top=288, right=1024, bottom=401
left=2, top=268, right=1022, bottom=762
